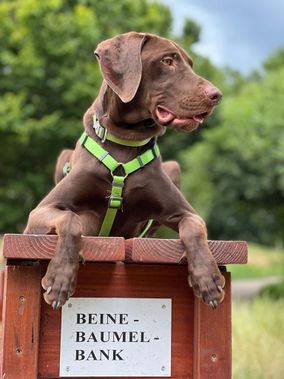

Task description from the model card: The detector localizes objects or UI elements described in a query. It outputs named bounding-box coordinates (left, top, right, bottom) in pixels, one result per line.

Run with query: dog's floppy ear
left=94, top=32, right=147, bottom=103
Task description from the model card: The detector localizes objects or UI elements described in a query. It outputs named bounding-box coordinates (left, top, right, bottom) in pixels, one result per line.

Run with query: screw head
left=211, top=353, right=218, bottom=362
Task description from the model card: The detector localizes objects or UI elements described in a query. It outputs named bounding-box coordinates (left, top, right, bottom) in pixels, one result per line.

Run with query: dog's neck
left=85, top=83, right=166, bottom=141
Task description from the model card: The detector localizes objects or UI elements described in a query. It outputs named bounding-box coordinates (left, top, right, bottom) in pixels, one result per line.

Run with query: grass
left=231, top=243, right=284, bottom=378
left=228, top=243, right=284, bottom=279
left=232, top=297, right=284, bottom=379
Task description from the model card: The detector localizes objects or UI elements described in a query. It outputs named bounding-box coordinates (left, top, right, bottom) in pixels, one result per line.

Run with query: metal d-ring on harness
left=76, top=117, right=160, bottom=237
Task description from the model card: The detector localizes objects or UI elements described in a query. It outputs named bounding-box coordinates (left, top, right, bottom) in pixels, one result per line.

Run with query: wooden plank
left=193, top=272, right=231, bottom=379
left=3, top=234, right=125, bottom=262
left=3, top=234, right=247, bottom=265
left=3, top=235, right=247, bottom=265
left=1, top=265, right=42, bottom=379
left=0, top=269, right=5, bottom=322
left=126, top=238, right=248, bottom=265
left=38, top=262, right=195, bottom=379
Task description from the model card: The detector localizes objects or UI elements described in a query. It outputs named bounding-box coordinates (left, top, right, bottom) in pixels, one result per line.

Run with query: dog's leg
left=150, top=173, right=225, bottom=309
left=178, top=213, right=225, bottom=309
left=24, top=206, right=82, bottom=309
left=145, top=160, right=181, bottom=237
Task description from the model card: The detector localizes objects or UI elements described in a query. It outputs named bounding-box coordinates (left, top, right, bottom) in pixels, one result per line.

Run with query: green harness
left=74, top=119, right=160, bottom=237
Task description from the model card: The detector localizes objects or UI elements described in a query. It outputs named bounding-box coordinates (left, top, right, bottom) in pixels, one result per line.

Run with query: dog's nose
left=205, top=86, right=223, bottom=104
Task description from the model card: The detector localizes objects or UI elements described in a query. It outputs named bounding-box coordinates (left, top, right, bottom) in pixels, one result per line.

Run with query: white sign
left=60, top=298, right=172, bottom=377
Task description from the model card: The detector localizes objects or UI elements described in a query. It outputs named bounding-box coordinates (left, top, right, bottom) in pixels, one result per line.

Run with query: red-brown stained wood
left=0, top=269, right=5, bottom=322
left=3, top=235, right=247, bottom=266
left=193, top=272, right=231, bottom=379
left=1, top=236, right=238, bottom=378
left=126, top=238, right=248, bottom=265
left=38, top=262, right=195, bottom=379
left=1, top=265, right=42, bottom=379
left=3, top=234, right=125, bottom=262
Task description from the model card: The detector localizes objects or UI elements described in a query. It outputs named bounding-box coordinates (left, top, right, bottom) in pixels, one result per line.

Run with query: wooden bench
left=0, top=234, right=247, bottom=379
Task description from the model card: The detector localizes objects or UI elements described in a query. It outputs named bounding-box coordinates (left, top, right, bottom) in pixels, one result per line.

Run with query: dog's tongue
left=155, top=106, right=176, bottom=123
left=155, top=105, right=207, bottom=127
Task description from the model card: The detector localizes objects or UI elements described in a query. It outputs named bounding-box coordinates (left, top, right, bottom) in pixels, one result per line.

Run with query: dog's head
left=94, top=32, right=222, bottom=133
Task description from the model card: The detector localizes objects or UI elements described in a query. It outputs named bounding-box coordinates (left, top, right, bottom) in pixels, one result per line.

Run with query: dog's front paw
left=188, top=261, right=225, bottom=309
left=41, top=257, right=79, bottom=309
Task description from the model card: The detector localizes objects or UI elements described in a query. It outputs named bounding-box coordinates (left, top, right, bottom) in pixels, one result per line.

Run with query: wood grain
left=0, top=270, right=5, bottom=322
left=3, top=234, right=125, bottom=262
left=126, top=238, right=248, bottom=265
left=1, top=265, right=42, bottom=379
left=1, top=235, right=241, bottom=378
left=38, top=262, right=195, bottom=379
left=193, top=272, right=231, bottom=379
left=3, top=234, right=247, bottom=265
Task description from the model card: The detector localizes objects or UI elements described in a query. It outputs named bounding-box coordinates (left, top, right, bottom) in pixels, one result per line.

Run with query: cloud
left=161, top=0, right=284, bottom=73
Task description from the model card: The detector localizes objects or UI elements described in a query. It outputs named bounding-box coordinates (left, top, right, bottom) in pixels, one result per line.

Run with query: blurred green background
left=1, top=0, right=284, bottom=246
left=0, top=1, right=283, bottom=378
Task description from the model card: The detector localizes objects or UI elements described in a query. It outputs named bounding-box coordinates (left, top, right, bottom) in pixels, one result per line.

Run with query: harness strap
left=79, top=131, right=160, bottom=236
left=138, top=219, right=154, bottom=238
left=93, top=116, right=152, bottom=147
left=100, top=175, right=125, bottom=236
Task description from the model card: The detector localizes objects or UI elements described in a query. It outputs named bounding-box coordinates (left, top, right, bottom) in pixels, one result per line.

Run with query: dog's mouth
left=155, top=105, right=211, bottom=131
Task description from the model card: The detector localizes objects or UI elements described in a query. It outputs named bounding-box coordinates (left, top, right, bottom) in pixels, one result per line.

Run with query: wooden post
left=193, top=272, right=231, bottom=378
left=1, top=264, right=42, bottom=379
left=0, top=234, right=247, bottom=379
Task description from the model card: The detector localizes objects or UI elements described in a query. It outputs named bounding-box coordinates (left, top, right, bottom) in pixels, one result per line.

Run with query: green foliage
left=0, top=0, right=172, bottom=232
left=182, top=17, right=201, bottom=45
left=228, top=243, right=284, bottom=280
left=264, top=47, right=284, bottom=72
left=180, top=67, right=284, bottom=245
left=260, top=280, right=284, bottom=299
left=1, top=0, right=284, bottom=246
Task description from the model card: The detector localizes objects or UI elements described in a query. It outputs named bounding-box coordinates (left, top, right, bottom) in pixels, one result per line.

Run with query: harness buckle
left=63, top=162, right=71, bottom=176
left=108, top=196, right=123, bottom=209
left=101, top=127, right=107, bottom=143
left=93, top=117, right=108, bottom=143
left=98, top=151, right=109, bottom=162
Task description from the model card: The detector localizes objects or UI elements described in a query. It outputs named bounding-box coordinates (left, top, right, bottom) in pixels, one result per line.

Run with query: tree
left=182, top=17, right=201, bottom=45
left=264, top=47, right=284, bottom=72
left=180, top=66, right=284, bottom=245
left=0, top=0, right=242, bottom=236
left=0, top=0, right=172, bottom=232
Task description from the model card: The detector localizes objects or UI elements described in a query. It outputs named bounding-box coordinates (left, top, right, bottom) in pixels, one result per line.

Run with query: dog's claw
left=188, top=277, right=193, bottom=287
left=209, top=300, right=218, bottom=310
left=52, top=300, right=61, bottom=310
left=218, top=285, right=223, bottom=293
left=79, top=254, right=85, bottom=265
left=178, top=251, right=187, bottom=264
left=47, top=286, right=52, bottom=295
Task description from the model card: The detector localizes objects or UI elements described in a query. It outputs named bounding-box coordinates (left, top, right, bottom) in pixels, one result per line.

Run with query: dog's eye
left=161, top=57, right=174, bottom=66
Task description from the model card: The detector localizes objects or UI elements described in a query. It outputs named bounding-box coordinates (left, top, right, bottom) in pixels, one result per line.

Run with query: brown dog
left=25, top=32, right=225, bottom=310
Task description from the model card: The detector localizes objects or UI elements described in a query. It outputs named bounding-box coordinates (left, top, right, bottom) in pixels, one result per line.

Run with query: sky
left=161, top=0, right=284, bottom=74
